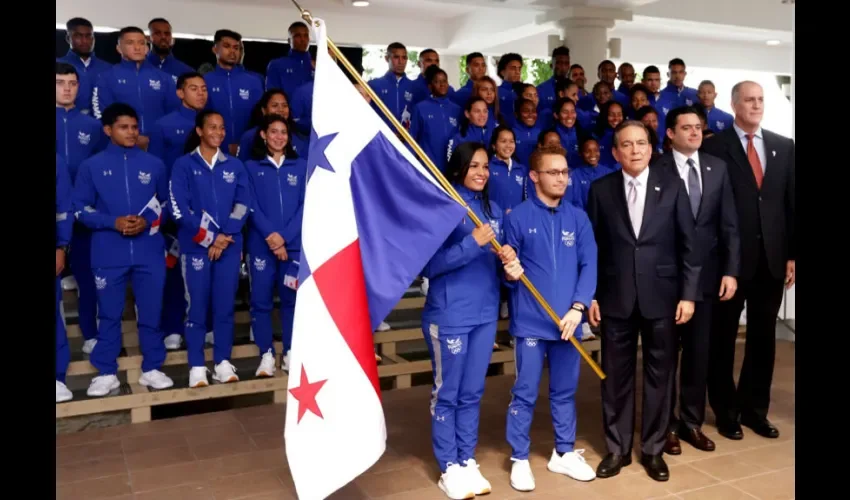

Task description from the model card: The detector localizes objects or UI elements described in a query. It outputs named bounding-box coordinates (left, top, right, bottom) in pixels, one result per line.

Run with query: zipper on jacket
left=277, top=167, right=285, bottom=223
left=210, top=165, right=221, bottom=230
left=227, top=72, right=235, bottom=139
left=63, top=117, right=69, bottom=162
left=123, top=154, right=135, bottom=264
left=136, top=66, right=146, bottom=133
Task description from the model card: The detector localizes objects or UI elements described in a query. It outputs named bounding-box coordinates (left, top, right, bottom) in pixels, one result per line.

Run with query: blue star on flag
left=307, top=128, right=339, bottom=179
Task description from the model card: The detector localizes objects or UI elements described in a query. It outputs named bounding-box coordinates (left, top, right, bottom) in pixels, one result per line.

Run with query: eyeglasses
left=539, top=169, right=569, bottom=178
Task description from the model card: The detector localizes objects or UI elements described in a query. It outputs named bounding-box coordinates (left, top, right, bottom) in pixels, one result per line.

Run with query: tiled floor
left=56, top=340, right=794, bottom=500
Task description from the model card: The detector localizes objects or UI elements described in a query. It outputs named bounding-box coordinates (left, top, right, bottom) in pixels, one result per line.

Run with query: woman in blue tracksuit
left=244, top=114, right=306, bottom=376
left=421, top=141, right=519, bottom=499
left=594, top=100, right=625, bottom=167
left=552, top=97, right=582, bottom=168
left=169, top=110, right=252, bottom=388
left=237, top=89, right=308, bottom=161
left=446, top=97, right=492, bottom=165
left=512, top=98, right=543, bottom=167
left=410, top=66, right=462, bottom=173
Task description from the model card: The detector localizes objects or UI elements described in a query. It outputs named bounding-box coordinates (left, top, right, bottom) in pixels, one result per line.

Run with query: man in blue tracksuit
left=146, top=18, right=195, bottom=81
left=535, top=47, right=571, bottom=114
left=697, top=80, right=734, bottom=132
left=450, top=52, right=488, bottom=109
left=659, top=58, right=699, bottom=108
left=57, top=61, right=107, bottom=353
left=204, top=29, right=264, bottom=156
left=265, top=21, right=314, bottom=98
left=72, top=103, right=174, bottom=397
left=368, top=42, right=416, bottom=130
left=57, top=17, right=112, bottom=115
left=409, top=66, right=461, bottom=173
left=496, top=53, right=523, bottom=129
left=290, top=80, right=314, bottom=135
left=411, top=49, right=455, bottom=105
left=503, top=144, right=598, bottom=491
left=56, top=155, right=74, bottom=403
left=147, top=71, right=210, bottom=349
left=578, top=60, right=630, bottom=112
left=92, top=26, right=180, bottom=150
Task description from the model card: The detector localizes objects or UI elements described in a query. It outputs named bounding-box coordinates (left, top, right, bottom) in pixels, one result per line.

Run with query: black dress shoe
left=664, top=430, right=682, bottom=455
left=596, top=453, right=632, bottom=478
left=640, top=454, right=670, bottom=482
left=716, top=421, right=744, bottom=440
left=678, top=426, right=716, bottom=451
left=741, top=416, right=780, bottom=438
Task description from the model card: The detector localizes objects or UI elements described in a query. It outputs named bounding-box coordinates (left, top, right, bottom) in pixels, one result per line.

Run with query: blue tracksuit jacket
left=290, top=81, right=314, bottom=135
left=554, top=123, right=581, bottom=168
left=147, top=105, right=197, bottom=173
left=659, top=82, right=698, bottom=108
left=512, top=122, right=543, bottom=167
left=56, top=106, right=106, bottom=181
left=56, top=155, right=74, bottom=247
left=504, top=195, right=597, bottom=341
left=204, top=65, right=264, bottom=144
left=146, top=52, right=194, bottom=80
left=92, top=60, right=181, bottom=135
left=410, top=96, right=461, bottom=173
left=535, top=77, right=558, bottom=114
left=704, top=106, right=734, bottom=132
left=498, top=81, right=517, bottom=128
left=72, top=143, right=169, bottom=268
left=244, top=156, right=307, bottom=254
left=265, top=49, right=314, bottom=99
left=368, top=71, right=417, bottom=129
left=566, top=163, right=619, bottom=211
left=450, top=80, right=475, bottom=108
left=168, top=148, right=251, bottom=254
left=421, top=186, right=504, bottom=327
left=411, top=74, right=456, bottom=106
left=488, top=157, right=528, bottom=212
left=446, top=125, right=493, bottom=164
left=56, top=50, right=113, bottom=115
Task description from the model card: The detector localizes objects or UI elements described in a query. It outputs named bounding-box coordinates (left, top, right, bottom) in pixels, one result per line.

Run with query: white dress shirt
left=733, top=122, right=766, bottom=173
left=672, top=149, right=702, bottom=195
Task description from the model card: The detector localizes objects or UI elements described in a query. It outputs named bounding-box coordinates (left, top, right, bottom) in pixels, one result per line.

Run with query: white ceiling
left=56, top=0, right=794, bottom=73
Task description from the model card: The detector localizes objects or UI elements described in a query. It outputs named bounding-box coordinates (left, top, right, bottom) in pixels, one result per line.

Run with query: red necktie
left=746, top=133, right=763, bottom=189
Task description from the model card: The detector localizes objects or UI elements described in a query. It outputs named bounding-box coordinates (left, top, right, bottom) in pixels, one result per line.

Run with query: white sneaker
left=510, top=458, right=535, bottom=492
left=282, top=351, right=291, bottom=372
left=189, top=366, right=210, bottom=388
left=139, top=369, right=174, bottom=390
left=438, top=463, right=475, bottom=500
left=86, top=374, right=120, bottom=397
left=82, top=338, right=98, bottom=354
left=547, top=449, right=596, bottom=481
left=164, top=334, right=182, bottom=350
left=376, top=321, right=391, bottom=332
left=581, top=323, right=596, bottom=340
left=213, top=360, right=239, bottom=383
left=500, top=301, right=509, bottom=319
left=462, top=459, right=491, bottom=495
left=205, top=331, right=215, bottom=345
left=420, top=277, right=429, bottom=296
left=56, top=381, right=73, bottom=403
left=255, top=349, right=276, bottom=377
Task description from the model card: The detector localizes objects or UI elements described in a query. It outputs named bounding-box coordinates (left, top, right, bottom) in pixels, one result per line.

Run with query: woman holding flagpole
left=421, top=141, right=524, bottom=499
left=169, top=110, right=252, bottom=389
left=244, top=114, right=306, bottom=377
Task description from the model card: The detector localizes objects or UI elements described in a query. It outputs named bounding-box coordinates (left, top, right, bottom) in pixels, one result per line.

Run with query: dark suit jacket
left=652, top=151, right=741, bottom=301
left=587, top=167, right=702, bottom=320
left=702, top=127, right=795, bottom=282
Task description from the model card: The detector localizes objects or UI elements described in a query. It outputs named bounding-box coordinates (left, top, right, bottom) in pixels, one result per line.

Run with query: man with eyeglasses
left=502, top=144, right=599, bottom=491
left=586, top=120, right=701, bottom=483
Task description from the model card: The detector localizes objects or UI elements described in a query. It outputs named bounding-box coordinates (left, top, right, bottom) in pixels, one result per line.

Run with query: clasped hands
left=265, top=232, right=288, bottom=261
left=114, top=215, right=148, bottom=237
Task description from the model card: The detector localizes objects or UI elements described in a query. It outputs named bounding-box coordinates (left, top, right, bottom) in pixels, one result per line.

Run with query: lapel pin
left=654, top=186, right=661, bottom=192
left=706, top=166, right=712, bottom=171
left=772, top=150, right=776, bottom=157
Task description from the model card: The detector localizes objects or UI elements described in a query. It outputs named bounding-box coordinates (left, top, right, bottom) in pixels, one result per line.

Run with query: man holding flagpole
left=72, top=103, right=174, bottom=398
left=284, top=16, right=470, bottom=500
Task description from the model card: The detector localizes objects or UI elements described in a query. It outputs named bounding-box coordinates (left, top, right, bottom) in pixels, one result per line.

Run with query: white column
left=442, top=54, right=461, bottom=90
left=559, top=17, right=614, bottom=88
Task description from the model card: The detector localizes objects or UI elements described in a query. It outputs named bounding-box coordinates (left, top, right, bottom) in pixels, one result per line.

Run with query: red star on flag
left=289, top=365, right=328, bottom=423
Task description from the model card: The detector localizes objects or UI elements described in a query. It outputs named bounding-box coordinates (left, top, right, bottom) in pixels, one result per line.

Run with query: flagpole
left=289, top=1, right=605, bottom=381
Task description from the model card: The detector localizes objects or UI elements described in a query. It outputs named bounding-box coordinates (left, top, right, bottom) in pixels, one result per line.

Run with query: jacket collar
left=106, top=142, right=142, bottom=157
left=530, top=187, right=564, bottom=212
left=118, top=59, right=152, bottom=71
left=177, top=104, right=198, bottom=121
left=56, top=106, right=81, bottom=119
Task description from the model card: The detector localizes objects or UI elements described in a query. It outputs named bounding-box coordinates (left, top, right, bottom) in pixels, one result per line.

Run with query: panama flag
left=283, top=18, right=467, bottom=500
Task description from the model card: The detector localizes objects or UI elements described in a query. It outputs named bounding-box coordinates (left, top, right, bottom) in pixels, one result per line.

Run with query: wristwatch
left=571, top=303, right=585, bottom=312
